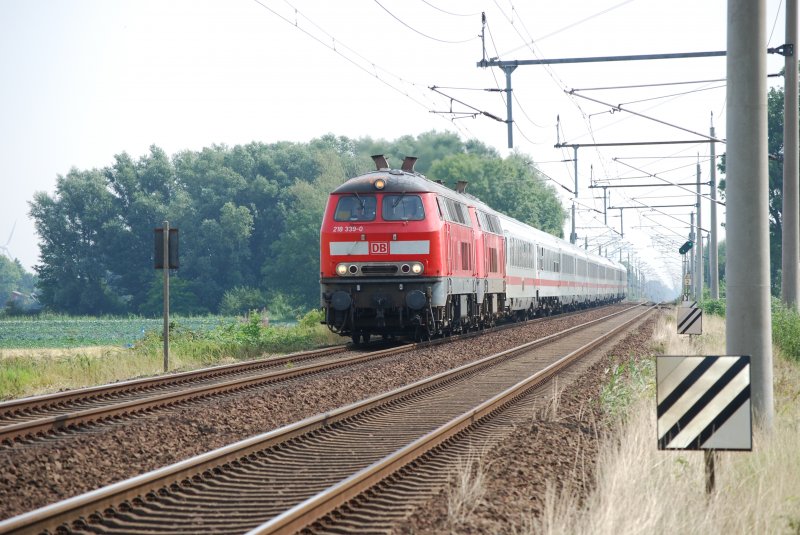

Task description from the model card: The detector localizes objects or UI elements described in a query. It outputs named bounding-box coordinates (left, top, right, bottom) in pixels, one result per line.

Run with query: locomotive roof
left=334, top=167, right=626, bottom=272
left=333, top=170, right=441, bottom=195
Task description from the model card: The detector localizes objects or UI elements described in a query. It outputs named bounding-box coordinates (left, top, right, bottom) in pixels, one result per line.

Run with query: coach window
left=383, top=195, right=425, bottom=221
left=334, top=195, right=377, bottom=221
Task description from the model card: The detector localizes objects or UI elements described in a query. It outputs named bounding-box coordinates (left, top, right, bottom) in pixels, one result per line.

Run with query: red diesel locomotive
left=320, top=155, right=627, bottom=343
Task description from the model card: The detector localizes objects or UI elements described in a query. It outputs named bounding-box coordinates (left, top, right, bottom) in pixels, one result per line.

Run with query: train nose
left=331, top=291, right=352, bottom=311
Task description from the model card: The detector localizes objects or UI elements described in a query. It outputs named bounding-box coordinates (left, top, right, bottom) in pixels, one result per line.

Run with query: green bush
left=266, top=293, right=305, bottom=322
left=138, top=310, right=337, bottom=360
left=696, top=297, right=800, bottom=361
left=771, top=299, right=800, bottom=361
left=700, top=298, right=726, bottom=317
left=299, top=308, right=324, bottom=328
left=600, top=356, right=655, bottom=419
left=219, top=286, right=267, bottom=316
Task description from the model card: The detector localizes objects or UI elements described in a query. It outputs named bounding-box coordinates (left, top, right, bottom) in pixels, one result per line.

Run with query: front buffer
left=321, top=273, right=448, bottom=343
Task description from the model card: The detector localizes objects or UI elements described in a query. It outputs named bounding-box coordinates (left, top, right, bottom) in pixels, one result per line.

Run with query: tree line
left=0, top=257, right=36, bottom=313
left=25, top=131, right=566, bottom=316
left=718, top=83, right=786, bottom=296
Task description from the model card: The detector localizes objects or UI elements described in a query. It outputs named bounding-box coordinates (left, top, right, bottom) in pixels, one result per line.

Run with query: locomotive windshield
left=334, top=194, right=377, bottom=221
left=382, top=195, right=425, bottom=221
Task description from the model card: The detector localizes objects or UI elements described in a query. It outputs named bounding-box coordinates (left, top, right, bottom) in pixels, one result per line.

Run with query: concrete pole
left=571, top=146, right=578, bottom=244
left=696, top=159, right=704, bottom=299
left=690, top=211, right=696, bottom=298
left=504, top=66, right=517, bottom=149
left=619, top=208, right=624, bottom=238
left=603, top=186, right=608, bottom=226
left=710, top=116, right=720, bottom=298
left=628, top=251, right=631, bottom=299
left=782, top=0, right=800, bottom=308
left=726, top=0, right=774, bottom=428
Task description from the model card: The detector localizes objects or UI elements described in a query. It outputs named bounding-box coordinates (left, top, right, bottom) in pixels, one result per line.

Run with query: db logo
left=370, top=242, right=389, bottom=255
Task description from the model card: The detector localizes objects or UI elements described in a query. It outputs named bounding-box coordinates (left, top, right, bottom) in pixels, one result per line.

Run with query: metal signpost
left=679, top=241, right=693, bottom=301
left=154, top=222, right=179, bottom=372
left=656, top=355, right=752, bottom=493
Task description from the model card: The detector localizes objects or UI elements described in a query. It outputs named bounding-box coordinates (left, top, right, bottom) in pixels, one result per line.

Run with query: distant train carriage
left=320, top=155, right=626, bottom=343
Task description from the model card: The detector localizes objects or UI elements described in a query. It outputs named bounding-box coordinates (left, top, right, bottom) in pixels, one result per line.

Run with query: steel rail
left=0, top=305, right=611, bottom=442
left=0, top=344, right=348, bottom=415
left=0, top=304, right=645, bottom=534
left=0, top=343, right=411, bottom=442
left=253, top=304, right=655, bottom=534
left=0, top=305, right=593, bottom=419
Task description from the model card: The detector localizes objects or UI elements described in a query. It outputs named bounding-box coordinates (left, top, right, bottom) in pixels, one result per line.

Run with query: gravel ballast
left=394, top=312, right=660, bottom=534
left=0, top=305, right=636, bottom=521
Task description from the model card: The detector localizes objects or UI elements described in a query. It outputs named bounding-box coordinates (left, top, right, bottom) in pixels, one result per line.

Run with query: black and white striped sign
left=656, top=356, right=751, bottom=450
left=677, top=306, right=702, bottom=334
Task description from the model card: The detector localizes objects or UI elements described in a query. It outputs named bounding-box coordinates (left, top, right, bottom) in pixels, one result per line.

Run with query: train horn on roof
left=401, top=156, right=418, bottom=172
left=371, top=154, right=389, bottom=170
left=456, top=180, right=468, bottom=193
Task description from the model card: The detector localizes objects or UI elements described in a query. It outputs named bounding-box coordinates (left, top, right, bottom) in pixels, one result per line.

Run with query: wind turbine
left=0, top=221, right=16, bottom=260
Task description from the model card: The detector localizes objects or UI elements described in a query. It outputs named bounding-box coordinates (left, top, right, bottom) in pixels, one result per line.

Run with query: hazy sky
left=0, top=0, right=790, bottom=288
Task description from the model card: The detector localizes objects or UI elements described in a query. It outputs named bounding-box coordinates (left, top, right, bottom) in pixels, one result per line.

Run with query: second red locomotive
left=320, top=155, right=626, bottom=343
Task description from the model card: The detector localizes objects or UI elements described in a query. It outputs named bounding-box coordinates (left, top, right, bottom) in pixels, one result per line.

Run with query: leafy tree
left=355, top=130, right=467, bottom=174
left=263, top=152, right=347, bottom=308
left=30, top=169, right=126, bottom=314
left=428, top=152, right=566, bottom=237
left=103, top=147, right=189, bottom=313
left=0, top=256, right=23, bottom=306
left=28, top=131, right=569, bottom=315
left=0, top=258, right=38, bottom=315
left=140, top=273, right=209, bottom=316
left=719, top=85, right=785, bottom=294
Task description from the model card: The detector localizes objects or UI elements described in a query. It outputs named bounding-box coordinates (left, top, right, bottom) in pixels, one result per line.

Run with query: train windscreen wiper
left=392, top=191, right=406, bottom=208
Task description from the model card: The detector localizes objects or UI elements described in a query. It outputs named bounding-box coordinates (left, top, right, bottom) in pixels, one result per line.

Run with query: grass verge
left=534, top=312, right=800, bottom=535
left=0, top=310, right=341, bottom=400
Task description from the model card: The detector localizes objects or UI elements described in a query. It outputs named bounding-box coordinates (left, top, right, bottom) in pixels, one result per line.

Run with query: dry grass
left=446, top=450, right=491, bottom=528
left=530, top=311, right=800, bottom=535
left=538, top=376, right=564, bottom=421
left=0, top=346, right=124, bottom=360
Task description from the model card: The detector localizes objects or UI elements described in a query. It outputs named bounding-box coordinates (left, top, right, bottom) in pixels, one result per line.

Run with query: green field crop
left=0, top=316, right=242, bottom=349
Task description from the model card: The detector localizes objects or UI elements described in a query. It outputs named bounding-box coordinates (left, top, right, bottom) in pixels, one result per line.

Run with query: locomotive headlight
left=374, top=178, right=386, bottom=190
left=411, top=262, right=424, bottom=274
left=336, top=263, right=348, bottom=276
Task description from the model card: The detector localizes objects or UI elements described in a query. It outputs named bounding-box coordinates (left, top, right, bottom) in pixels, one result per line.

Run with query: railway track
left=0, top=344, right=393, bottom=443
left=0, top=303, right=653, bottom=534
left=0, top=306, right=604, bottom=444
